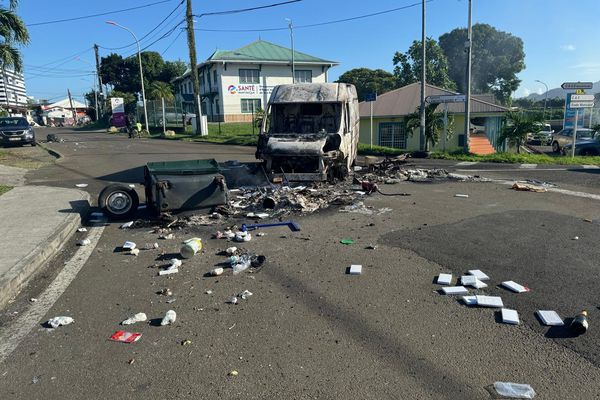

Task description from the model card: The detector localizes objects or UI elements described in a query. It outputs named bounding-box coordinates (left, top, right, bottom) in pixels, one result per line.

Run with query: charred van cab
left=256, top=83, right=359, bottom=182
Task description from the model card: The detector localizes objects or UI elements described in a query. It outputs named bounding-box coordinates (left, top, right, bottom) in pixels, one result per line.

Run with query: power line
left=194, top=0, right=301, bottom=18
left=27, top=0, right=175, bottom=27
left=98, top=0, right=184, bottom=51
left=122, top=19, right=185, bottom=58
left=194, top=1, right=426, bottom=32
left=161, top=29, right=184, bottom=55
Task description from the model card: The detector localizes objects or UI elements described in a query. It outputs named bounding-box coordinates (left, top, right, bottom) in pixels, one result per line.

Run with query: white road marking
left=581, top=165, right=600, bottom=169
left=519, top=163, right=537, bottom=169
left=493, top=179, right=600, bottom=201
left=455, top=161, right=479, bottom=166
left=0, top=226, right=104, bottom=364
left=456, top=168, right=568, bottom=172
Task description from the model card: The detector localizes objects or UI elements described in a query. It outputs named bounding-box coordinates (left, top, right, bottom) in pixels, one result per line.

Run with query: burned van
left=256, top=83, right=359, bottom=182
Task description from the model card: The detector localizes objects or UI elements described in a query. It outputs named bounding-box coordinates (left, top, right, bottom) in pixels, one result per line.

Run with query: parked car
left=561, top=136, right=600, bottom=156
left=157, top=112, right=196, bottom=126
left=0, top=117, right=35, bottom=146
left=527, top=123, right=554, bottom=145
left=551, top=128, right=594, bottom=153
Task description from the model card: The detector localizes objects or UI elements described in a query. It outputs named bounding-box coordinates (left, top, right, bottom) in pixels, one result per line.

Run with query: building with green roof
left=173, top=40, right=338, bottom=123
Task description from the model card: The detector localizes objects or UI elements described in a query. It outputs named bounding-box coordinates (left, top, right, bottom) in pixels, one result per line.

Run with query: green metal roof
left=207, top=40, right=337, bottom=64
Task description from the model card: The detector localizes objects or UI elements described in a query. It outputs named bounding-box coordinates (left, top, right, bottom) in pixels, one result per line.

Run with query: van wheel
left=98, top=184, right=139, bottom=220
left=552, top=142, right=560, bottom=153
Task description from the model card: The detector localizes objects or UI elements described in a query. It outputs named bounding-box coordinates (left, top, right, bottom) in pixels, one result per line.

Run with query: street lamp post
left=286, top=18, right=295, bottom=83
left=463, top=0, right=473, bottom=153
left=535, top=79, right=549, bottom=121
left=106, top=21, right=149, bottom=133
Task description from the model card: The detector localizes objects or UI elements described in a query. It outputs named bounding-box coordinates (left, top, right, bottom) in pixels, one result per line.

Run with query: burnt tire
left=98, top=184, right=139, bottom=220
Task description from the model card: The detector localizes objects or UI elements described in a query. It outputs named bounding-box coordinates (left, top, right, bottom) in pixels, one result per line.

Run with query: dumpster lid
left=146, top=159, right=220, bottom=175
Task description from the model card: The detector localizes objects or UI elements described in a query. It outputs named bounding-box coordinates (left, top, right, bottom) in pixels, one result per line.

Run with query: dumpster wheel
left=98, top=184, right=139, bottom=220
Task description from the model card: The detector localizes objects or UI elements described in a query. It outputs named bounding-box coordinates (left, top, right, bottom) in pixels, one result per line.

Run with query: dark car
left=562, top=135, right=600, bottom=156
left=551, top=128, right=594, bottom=153
left=0, top=117, right=35, bottom=146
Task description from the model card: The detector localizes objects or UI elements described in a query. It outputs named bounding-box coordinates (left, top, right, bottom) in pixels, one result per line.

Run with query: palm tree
left=0, top=0, right=29, bottom=73
left=148, top=81, right=174, bottom=101
left=405, top=103, right=453, bottom=151
left=496, top=111, right=542, bottom=153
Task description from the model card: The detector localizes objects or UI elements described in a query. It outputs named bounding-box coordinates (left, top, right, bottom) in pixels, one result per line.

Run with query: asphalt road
left=2, top=128, right=600, bottom=399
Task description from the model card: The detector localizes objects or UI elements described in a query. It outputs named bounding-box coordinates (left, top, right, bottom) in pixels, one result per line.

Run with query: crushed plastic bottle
left=160, top=310, right=176, bottom=326
left=121, top=313, right=147, bottom=325
left=227, top=296, right=238, bottom=304
left=226, top=246, right=238, bottom=255
left=47, top=316, right=74, bottom=328
left=239, top=290, right=253, bottom=300
left=493, top=382, right=536, bottom=399
left=210, top=267, right=224, bottom=276
left=232, top=255, right=251, bottom=275
left=130, top=248, right=140, bottom=256
left=223, top=230, right=235, bottom=239
left=169, top=258, right=182, bottom=269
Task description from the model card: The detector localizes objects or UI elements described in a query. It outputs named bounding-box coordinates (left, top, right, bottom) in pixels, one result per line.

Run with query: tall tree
left=100, top=51, right=167, bottom=93
left=393, top=38, right=456, bottom=90
left=405, top=103, right=454, bottom=151
left=496, top=111, right=542, bottom=153
left=439, top=23, right=525, bottom=105
left=159, top=60, right=187, bottom=85
left=148, top=81, right=174, bottom=101
left=336, top=68, right=397, bottom=101
left=0, top=0, right=29, bottom=73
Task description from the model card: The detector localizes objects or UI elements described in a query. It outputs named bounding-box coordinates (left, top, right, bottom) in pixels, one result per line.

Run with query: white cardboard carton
left=437, top=273, right=452, bottom=285
left=442, top=286, right=469, bottom=295
left=475, top=295, right=504, bottom=308
left=537, top=310, right=564, bottom=326
left=468, top=269, right=490, bottom=281
left=501, top=308, right=520, bottom=324
left=501, top=281, right=530, bottom=293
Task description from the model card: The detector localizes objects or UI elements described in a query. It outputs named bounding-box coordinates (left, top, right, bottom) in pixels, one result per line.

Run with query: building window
left=378, top=122, right=406, bottom=148
left=213, top=70, right=217, bottom=85
left=239, top=69, right=259, bottom=84
left=295, top=70, right=312, bottom=83
left=241, top=99, right=261, bottom=113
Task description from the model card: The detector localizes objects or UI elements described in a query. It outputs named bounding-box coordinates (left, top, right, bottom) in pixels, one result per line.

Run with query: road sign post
left=425, top=95, right=465, bottom=152
left=561, top=82, right=593, bottom=90
left=572, top=109, right=578, bottom=158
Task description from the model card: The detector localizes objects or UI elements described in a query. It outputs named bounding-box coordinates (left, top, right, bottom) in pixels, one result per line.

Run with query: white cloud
left=522, top=88, right=531, bottom=97
left=561, top=44, right=576, bottom=51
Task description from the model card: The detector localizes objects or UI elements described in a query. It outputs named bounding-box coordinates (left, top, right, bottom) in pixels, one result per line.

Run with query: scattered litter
left=340, top=202, right=392, bottom=216
left=143, top=242, right=159, bottom=250
left=209, top=267, right=224, bottom=276
left=501, top=281, right=530, bottom=293
left=461, top=295, right=477, bottom=305
left=77, top=228, right=87, bottom=232
left=493, top=382, right=536, bottom=399
left=77, top=239, right=91, bottom=246
left=365, top=244, right=377, bottom=250
left=47, top=316, right=74, bottom=328
left=169, top=258, right=182, bottom=268
left=234, top=231, right=252, bottom=242
left=160, top=310, right=176, bottom=326
left=120, top=221, right=134, bottom=229
left=536, top=310, right=564, bottom=326
left=228, top=323, right=236, bottom=330
left=122, top=241, right=136, bottom=250
left=226, top=247, right=238, bottom=255
left=584, top=218, right=593, bottom=223
left=181, top=339, right=192, bottom=346
left=180, top=237, right=203, bottom=259
left=121, top=313, right=147, bottom=325
left=256, top=232, right=265, bottom=237
left=572, top=236, right=579, bottom=240
left=442, top=286, right=469, bottom=295
left=512, top=182, right=547, bottom=193
left=159, top=233, right=174, bottom=240
left=454, top=194, right=469, bottom=198
left=501, top=308, right=520, bottom=325
left=128, top=358, right=135, bottom=364
left=239, top=290, right=253, bottom=300
left=159, top=268, right=178, bottom=276
left=32, top=376, right=40, bottom=384
left=166, top=298, right=176, bottom=304
left=475, top=295, right=503, bottom=308
left=348, top=264, right=362, bottom=275
left=109, top=330, right=142, bottom=343
left=570, top=310, right=589, bottom=334
left=437, top=273, right=452, bottom=285
left=461, top=275, right=488, bottom=289
left=160, top=288, right=173, bottom=296
left=241, top=220, right=301, bottom=232
left=29, top=298, right=38, bottom=303
left=468, top=269, right=489, bottom=281
left=340, top=238, right=354, bottom=245
left=232, top=255, right=251, bottom=275
left=229, top=370, right=238, bottom=377
left=227, top=295, right=238, bottom=304
left=205, top=290, right=213, bottom=295
left=75, top=183, right=88, bottom=188
left=129, top=248, right=140, bottom=256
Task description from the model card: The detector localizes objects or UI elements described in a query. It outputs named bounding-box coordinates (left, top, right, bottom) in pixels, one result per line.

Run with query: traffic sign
left=570, top=94, right=594, bottom=101
left=561, top=81, right=593, bottom=90
left=365, top=93, right=377, bottom=102
left=426, top=94, right=466, bottom=104
left=569, top=101, right=594, bottom=108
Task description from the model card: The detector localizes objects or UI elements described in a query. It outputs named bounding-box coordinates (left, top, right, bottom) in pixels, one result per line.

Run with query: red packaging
left=109, top=330, right=142, bottom=343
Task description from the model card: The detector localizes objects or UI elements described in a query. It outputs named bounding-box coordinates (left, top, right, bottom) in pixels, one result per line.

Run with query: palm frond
left=0, top=42, right=22, bottom=72
left=0, top=8, right=29, bottom=44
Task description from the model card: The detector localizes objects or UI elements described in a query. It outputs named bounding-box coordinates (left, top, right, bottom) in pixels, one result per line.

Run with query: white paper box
left=475, top=295, right=503, bottom=308
left=349, top=265, right=362, bottom=275
left=501, top=281, right=529, bottom=293
left=437, top=273, right=452, bottom=285
left=537, top=310, right=564, bottom=326
left=158, top=268, right=179, bottom=276
left=461, top=275, right=488, bottom=289
left=501, top=308, right=520, bottom=324
left=442, top=286, right=469, bottom=295
left=468, top=269, right=490, bottom=281
left=462, top=295, right=477, bottom=305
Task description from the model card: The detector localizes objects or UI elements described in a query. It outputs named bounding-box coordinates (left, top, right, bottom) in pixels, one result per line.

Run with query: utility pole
left=186, top=0, right=203, bottom=135
left=463, top=0, right=473, bottom=153
left=93, top=44, right=104, bottom=116
left=67, top=89, right=77, bottom=124
left=419, top=0, right=426, bottom=151
left=286, top=19, right=295, bottom=83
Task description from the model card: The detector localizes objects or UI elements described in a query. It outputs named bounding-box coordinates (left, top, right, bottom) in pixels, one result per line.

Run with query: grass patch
left=430, top=150, right=600, bottom=165
left=358, top=143, right=408, bottom=156
left=0, top=184, right=12, bottom=196
left=0, top=146, right=53, bottom=169
left=149, top=122, right=259, bottom=146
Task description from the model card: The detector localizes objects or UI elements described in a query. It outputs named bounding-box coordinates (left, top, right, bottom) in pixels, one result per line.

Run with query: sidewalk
left=0, top=185, right=90, bottom=309
left=0, top=164, right=27, bottom=186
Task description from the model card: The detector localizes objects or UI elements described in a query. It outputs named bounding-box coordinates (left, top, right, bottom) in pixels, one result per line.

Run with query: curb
left=0, top=189, right=90, bottom=309
left=36, top=142, right=63, bottom=160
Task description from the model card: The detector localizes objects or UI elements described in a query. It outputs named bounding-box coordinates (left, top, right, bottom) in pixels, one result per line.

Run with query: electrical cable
left=161, top=29, right=184, bottom=55
left=194, top=0, right=301, bottom=18
left=27, top=0, right=175, bottom=27
left=194, top=0, right=428, bottom=32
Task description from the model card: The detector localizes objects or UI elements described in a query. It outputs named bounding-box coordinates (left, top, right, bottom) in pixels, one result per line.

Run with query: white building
left=0, top=69, right=27, bottom=112
left=173, top=40, right=338, bottom=122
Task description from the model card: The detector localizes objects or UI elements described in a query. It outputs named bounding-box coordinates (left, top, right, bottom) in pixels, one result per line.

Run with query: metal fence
left=137, top=99, right=190, bottom=129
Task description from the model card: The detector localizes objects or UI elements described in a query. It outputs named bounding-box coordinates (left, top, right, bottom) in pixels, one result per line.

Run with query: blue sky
left=19, top=0, right=600, bottom=103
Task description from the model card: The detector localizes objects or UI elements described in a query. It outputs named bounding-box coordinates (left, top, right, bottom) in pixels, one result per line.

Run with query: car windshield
left=268, top=102, right=342, bottom=135
left=577, top=130, right=594, bottom=138
left=0, top=118, right=28, bottom=127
